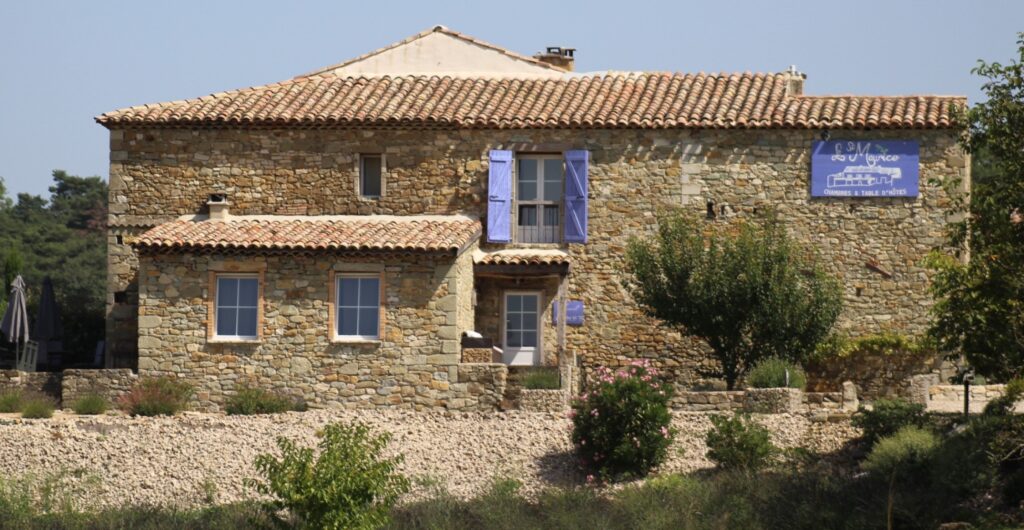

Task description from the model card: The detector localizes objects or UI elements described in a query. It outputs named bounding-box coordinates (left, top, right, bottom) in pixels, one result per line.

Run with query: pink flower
left=586, top=474, right=596, bottom=484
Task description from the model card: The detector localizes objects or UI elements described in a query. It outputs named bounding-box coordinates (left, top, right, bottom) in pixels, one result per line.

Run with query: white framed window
left=359, top=154, right=383, bottom=198
left=502, top=291, right=542, bottom=366
left=335, top=274, right=382, bottom=340
left=516, top=155, right=563, bottom=243
left=215, top=275, right=260, bottom=339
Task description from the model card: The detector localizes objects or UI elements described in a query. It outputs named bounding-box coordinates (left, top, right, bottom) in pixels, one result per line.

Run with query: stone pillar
left=841, top=381, right=859, bottom=411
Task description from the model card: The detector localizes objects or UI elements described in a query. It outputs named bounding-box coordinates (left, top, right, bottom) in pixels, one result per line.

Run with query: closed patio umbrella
left=0, top=276, right=30, bottom=367
left=32, top=277, right=63, bottom=368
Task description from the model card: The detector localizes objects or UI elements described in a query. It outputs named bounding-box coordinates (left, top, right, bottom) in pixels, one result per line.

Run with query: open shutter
left=564, top=150, right=589, bottom=243
left=487, top=150, right=513, bottom=243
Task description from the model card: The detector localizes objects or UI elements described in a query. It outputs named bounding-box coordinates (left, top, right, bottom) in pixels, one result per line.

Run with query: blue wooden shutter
left=487, top=150, right=513, bottom=243
left=564, top=150, right=589, bottom=243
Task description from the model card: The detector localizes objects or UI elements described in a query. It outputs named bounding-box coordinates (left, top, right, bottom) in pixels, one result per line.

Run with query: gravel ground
left=0, top=409, right=858, bottom=509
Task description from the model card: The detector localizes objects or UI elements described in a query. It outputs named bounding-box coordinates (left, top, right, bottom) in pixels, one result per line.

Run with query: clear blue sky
left=1, top=0, right=1021, bottom=197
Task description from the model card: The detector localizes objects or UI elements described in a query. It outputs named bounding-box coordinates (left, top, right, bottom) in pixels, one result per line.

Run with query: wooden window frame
left=358, top=153, right=386, bottom=199
left=328, top=270, right=385, bottom=343
left=206, top=264, right=265, bottom=344
left=514, top=154, right=563, bottom=244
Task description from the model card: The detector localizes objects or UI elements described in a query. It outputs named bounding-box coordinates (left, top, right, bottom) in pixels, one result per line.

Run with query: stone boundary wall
left=0, top=370, right=61, bottom=402
left=806, top=350, right=951, bottom=401
left=670, top=383, right=858, bottom=414
left=923, top=384, right=1024, bottom=414
left=61, top=369, right=137, bottom=406
left=452, top=364, right=508, bottom=411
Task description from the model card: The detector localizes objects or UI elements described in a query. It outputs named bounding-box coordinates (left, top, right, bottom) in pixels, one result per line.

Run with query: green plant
left=520, top=368, right=561, bottom=390
left=118, top=377, right=193, bottom=417
left=246, top=421, right=410, bottom=530
left=20, top=395, right=55, bottom=419
left=705, top=414, right=776, bottom=472
left=863, top=426, right=939, bottom=530
left=814, top=332, right=928, bottom=360
left=225, top=385, right=304, bottom=415
left=571, top=360, right=675, bottom=480
left=71, top=393, right=109, bottom=415
left=927, top=34, right=1024, bottom=382
left=852, top=398, right=927, bottom=444
left=984, top=377, right=1024, bottom=416
left=745, top=357, right=806, bottom=389
left=624, top=213, right=842, bottom=388
left=0, top=389, right=23, bottom=413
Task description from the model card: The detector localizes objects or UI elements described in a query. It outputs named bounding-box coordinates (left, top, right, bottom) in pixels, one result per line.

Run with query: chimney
left=534, top=46, right=575, bottom=71
left=207, top=193, right=230, bottom=220
left=782, top=65, right=805, bottom=96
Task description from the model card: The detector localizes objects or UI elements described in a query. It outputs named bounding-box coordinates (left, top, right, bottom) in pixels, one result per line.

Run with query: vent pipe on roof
left=208, top=194, right=230, bottom=220
left=534, top=47, right=575, bottom=71
left=783, top=65, right=806, bottom=96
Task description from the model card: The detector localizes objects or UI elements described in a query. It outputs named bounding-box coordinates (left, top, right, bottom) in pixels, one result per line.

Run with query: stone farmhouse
left=98, top=26, right=967, bottom=410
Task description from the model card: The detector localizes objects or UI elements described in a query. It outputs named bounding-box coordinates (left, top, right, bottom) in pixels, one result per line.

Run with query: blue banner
left=811, top=140, right=919, bottom=197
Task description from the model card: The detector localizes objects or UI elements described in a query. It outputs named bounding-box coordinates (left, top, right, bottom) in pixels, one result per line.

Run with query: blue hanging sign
left=552, top=300, right=584, bottom=326
left=811, top=140, right=919, bottom=198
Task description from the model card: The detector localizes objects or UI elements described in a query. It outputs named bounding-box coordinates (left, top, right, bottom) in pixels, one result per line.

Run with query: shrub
left=862, top=426, right=939, bottom=529
left=570, top=360, right=675, bottom=480
left=118, top=377, right=193, bottom=417
left=20, top=395, right=55, bottom=419
left=705, top=414, right=776, bottom=471
left=852, top=398, right=927, bottom=444
left=983, top=377, right=1024, bottom=416
left=0, top=389, right=23, bottom=413
left=225, top=386, right=304, bottom=415
left=520, top=368, right=561, bottom=390
left=71, top=393, right=109, bottom=415
left=745, top=357, right=806, bottom=389
left=246, top=421, right=410, bottom=530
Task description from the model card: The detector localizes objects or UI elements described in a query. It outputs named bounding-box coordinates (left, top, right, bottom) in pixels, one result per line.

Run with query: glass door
left=503, top=292, right=541, bottom=366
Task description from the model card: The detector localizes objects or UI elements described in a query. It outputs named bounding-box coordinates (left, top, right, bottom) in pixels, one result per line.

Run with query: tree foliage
left=0, top=171, right=106, bottom=361
left=624, top=212, right=842, bottom=388
left=928, top=33, right=1024, bottom=381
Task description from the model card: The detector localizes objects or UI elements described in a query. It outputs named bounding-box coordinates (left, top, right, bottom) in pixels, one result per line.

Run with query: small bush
left=863, top=426, right=938, bottom=475
left=0, top=390, right=23, bottom=413
left=520, top=368, right=561, bottom=390
left=20, top=395, right=56, bottom=419
left=983, top=377, right=1024, bottom=416
left=246, top=421, right=410, bottom=530
left=571, top=360, right=675, bottom=480
left=71, top=393, right=109, bottom=415
left=745, top=357, right=806, bottom=389
left=225, top=386, right=304, bottom=415
left=705, top=414, right=776, bottom=471
left=118, top=377, right=193, bottom=417
left=852, top=398, right=927, bottom=444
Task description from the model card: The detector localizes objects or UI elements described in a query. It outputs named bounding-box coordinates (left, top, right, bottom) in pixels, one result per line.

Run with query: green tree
left=624, top=212, right=842, bottom=389
left=928, top=33, right=1024, bottom=381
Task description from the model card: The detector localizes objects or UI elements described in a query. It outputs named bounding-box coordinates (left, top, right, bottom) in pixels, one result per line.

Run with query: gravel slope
left=0, top=410, right=858, bottom=509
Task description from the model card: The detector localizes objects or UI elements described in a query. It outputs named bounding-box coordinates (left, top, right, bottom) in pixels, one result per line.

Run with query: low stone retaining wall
left=0, top=370, right=61, bottom=401
left=62, top=369, right=137, bottom=406
left=806, top=349, right=952, bottom=401
left=671, top=382, right=858, bottom=414
left=519, top=389, right=568, bottom=412
left=923, top=383, right=1024, bottom=413
left=452, top=363, right=508, bottom=411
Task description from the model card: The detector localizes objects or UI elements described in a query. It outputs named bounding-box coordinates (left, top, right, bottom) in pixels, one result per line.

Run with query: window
left=335, top=275, right=381, bottom=339
left=215, top=276, right=260, bottom=339
left=360, top=154, right=383, bottom=198
left=517, top=155, right=563, bottom=243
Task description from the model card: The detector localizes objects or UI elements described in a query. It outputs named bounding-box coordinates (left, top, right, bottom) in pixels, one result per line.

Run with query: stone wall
left=0, top=370, right=61, bottom=401
left=670, top=384, right=857, bottom=414
left=923, top=384, right=1024, bottom=414
left=519, top=389, right=568, bottom=412
left=806, top=349, right=950, bottom=400
left=61, top=369, right=137, bottom=405
left=109, top=126, right=965, bottom=389
left=136, top=251, right=486, bottom=411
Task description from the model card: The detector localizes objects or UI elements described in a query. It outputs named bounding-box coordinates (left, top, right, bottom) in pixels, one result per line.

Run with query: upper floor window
left=215, top=275, right=260, bottom=339
left=336, top=274, right=381, bottom=340
left=360, top=154, right=383, bottom=198
left=517, top=155, right=563, bottom=243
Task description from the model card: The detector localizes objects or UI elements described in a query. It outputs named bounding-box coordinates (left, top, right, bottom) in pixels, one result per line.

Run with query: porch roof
left=132, top=214, right=481, bottom=255
left=473, top=249, right=571, bottom=276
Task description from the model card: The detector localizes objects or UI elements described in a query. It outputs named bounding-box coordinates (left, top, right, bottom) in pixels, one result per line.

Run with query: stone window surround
left=206, top=262, right=266, bottom=344
left=328, top=265, right=386, bottom=345
left=356, top=153, right=387, bottom=200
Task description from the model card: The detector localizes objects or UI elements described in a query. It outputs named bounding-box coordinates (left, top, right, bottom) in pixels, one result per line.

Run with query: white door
left=503, top=292, right=541, bottom=366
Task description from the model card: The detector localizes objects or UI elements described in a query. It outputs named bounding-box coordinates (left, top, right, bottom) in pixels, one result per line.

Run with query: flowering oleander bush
left=570, top=360, right=675, bottom=480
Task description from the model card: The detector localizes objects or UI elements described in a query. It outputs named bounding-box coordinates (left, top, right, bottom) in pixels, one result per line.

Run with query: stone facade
left=108, top=125, right=965, bottom=403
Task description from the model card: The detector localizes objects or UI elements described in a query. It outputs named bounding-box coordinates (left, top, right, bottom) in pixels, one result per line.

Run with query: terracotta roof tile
left=474, top=249, right=571, bottom=267
left=97, top=73, right=964, bottom=130
left=133, top=215, right=481, bottom=254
